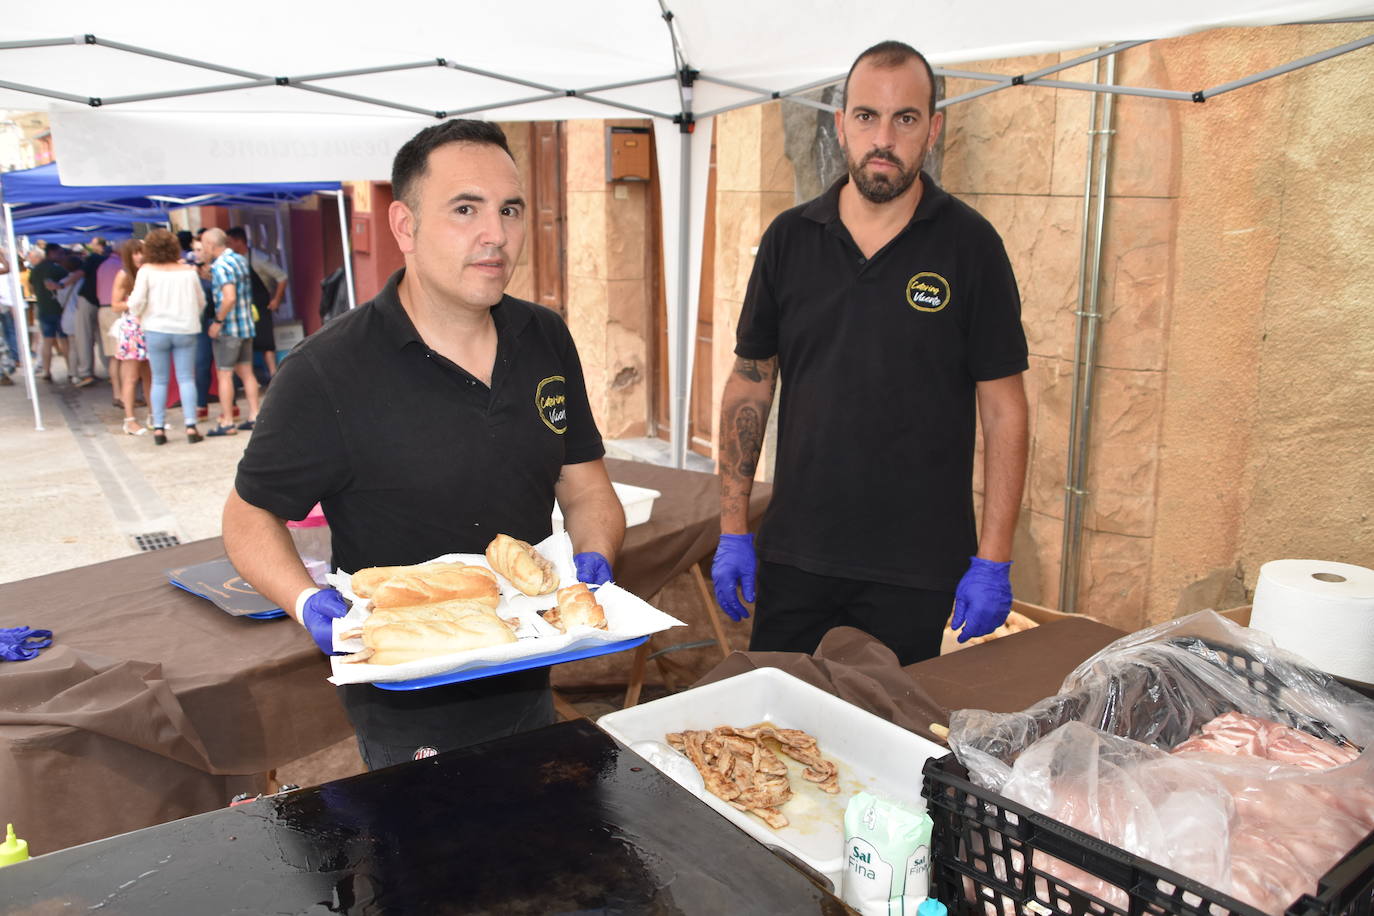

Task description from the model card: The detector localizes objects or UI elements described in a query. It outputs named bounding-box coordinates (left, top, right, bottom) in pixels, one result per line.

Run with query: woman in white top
left=128, top=229, right=205, bottom=444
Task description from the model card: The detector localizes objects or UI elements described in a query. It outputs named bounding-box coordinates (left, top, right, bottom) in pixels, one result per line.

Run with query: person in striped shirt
left=202, top=227, right=261, bottom=436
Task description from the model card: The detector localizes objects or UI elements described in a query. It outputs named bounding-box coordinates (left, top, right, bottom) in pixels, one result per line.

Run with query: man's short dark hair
left=843, top=40, right=938, bottom=116
left=391, top=119, right=513, bottom=210
left=44, top=242, right=63, bottom=256
left=176, top=229, right=194, bottom=251
left=226, top=226, right=248, bottom=244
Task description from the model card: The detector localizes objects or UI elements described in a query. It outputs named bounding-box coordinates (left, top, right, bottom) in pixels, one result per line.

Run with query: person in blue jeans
left=127, top=230, right=206, bottom=444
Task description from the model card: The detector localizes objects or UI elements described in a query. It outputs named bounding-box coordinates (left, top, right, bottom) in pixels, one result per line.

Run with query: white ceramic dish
left=597, top=667, right=946, bottom=890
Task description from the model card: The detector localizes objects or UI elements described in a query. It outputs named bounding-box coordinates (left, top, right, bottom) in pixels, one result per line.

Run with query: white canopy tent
left=3, top=1, right=1371, bottom=467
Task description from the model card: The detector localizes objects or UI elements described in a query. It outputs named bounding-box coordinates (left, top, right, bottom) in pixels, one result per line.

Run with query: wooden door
left=530, top=122, right=566, bottom=315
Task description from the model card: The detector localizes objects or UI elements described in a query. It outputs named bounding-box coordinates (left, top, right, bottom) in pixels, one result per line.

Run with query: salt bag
left=841, top=791, right=934, bottom=916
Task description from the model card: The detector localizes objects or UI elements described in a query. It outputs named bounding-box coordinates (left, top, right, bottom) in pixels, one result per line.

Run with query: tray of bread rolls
left=325, top=532, right=686, bottom=689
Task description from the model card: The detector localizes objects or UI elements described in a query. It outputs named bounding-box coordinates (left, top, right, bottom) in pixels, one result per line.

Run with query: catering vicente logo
left=906, top=271, right=951, bottom=312
left=535, top=376, right=569, bottom=434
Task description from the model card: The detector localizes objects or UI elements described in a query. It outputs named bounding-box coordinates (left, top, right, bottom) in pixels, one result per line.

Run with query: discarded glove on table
left=0, top=626, right=54, bottom=662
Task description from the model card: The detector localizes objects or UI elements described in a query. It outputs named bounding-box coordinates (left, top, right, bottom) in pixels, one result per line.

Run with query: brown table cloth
left=697, top=617, right=1127, bottom=745
left=0, top=458, right=769, bottom=856
left=602, top=457, right=771, bottom=598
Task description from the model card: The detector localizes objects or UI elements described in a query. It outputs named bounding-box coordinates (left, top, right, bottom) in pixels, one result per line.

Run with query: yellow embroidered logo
left=906, top=272, right=951, bottom=312
left=535, top=375, right=568, bottom=434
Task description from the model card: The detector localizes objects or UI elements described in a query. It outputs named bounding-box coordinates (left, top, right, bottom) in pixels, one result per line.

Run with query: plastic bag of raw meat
left=947, top=609, right=1374, bottom=915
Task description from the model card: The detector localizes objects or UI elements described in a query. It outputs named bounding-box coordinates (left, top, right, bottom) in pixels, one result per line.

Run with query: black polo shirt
left=736, top=173, right=1027, bottom=592
left=235, top=269, right=604, bottom=745
left=236, top=268, right=604, bottom=572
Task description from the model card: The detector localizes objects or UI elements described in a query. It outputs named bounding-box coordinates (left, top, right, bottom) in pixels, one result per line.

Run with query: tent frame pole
left=3, top=203, right=44, bottom=431
left=332, top=191, right=356, bottom=311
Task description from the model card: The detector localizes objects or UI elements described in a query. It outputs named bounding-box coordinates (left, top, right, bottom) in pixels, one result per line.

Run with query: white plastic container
left=552, top=481, right=661, bottom=532
left=597, top=667, right=946, bottom=891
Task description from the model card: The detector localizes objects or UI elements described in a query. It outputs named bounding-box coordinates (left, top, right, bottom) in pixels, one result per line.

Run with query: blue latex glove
left=951, top=556, right=1014, bottom=643
left=574, top=551, right=613, bottom=586
left=711, top=533, right=757, bottom=621
left=300, top=588, right=350, bottom=655
left=0, top=626, right=53, bottom=662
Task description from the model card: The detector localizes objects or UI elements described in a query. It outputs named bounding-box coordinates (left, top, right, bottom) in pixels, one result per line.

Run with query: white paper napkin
left=326, top=532, right=685, bottom=685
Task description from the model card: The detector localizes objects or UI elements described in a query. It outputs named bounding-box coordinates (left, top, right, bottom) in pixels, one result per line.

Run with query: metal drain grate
left=132, top=531, right=182, bottom=552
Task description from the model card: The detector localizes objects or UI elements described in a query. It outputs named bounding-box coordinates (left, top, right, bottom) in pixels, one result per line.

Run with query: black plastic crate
left=921, top=628, right=1374, bottom=916
left=922, top=753, right=1374, bottom=916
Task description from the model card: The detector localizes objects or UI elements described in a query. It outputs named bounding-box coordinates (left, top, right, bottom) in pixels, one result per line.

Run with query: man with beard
left=709, top=41, right=1029, bottom=665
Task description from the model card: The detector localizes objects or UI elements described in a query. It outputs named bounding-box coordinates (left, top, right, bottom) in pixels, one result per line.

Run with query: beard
left=845, top=147, right=920, bottom=204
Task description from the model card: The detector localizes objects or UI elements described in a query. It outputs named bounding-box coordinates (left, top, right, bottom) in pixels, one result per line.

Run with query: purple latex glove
left=951, top=556, right=1014, bottom=643
left=711, top=533, right=757, bottom=621
left=574, top=551, right=613, bottom=586
left=0, top=626, right=53, bottom=662
left=300, top=588, right=350, bottom=655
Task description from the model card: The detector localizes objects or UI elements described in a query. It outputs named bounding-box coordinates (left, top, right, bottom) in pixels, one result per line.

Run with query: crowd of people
left=0, top=225, right=290, bottom=445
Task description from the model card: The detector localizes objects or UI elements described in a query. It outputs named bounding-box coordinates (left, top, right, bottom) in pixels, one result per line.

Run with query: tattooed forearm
left=733, top=406, right=762, bottom=477
left=736, top=359, right=764, bottom=383
left=718, top=357, right=777, bottom=533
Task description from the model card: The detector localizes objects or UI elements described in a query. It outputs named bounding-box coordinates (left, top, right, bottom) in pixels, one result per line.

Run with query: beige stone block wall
left=710, top=103, right=796, bottom=467
left=1149, top=24, right=1374, bottom=623
left=562, top=118, right=654, bottom=440
left=944, top=24, right=1373, bottom=630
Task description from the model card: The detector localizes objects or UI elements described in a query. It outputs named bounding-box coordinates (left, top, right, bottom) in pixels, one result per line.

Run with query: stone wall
left=563, top=119, right=654, bottom=440
left=944, top=24, right=1374, bottom=629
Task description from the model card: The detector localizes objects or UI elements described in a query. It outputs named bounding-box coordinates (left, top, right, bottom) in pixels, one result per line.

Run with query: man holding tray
left=223, top=119, right=625, bottom=770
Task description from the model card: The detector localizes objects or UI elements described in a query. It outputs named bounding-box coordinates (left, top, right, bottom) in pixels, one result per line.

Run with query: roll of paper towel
left=1250, top=559, right=1374, bottom=683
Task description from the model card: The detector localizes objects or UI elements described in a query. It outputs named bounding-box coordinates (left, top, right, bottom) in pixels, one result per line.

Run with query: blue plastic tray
left=168, top=578, right=287, bottom=620
left=373, top=635, right=649, bottom=691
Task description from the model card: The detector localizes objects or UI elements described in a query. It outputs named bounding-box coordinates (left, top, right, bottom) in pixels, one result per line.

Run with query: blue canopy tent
left=0, top=164, right=343, bottom=429
left=12, top=207, right=168, bottom=236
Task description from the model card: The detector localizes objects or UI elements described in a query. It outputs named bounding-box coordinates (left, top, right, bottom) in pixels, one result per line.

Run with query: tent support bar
left=579, top=74, right=677, bottom=94
left=1198, top=32, right=1374, bottom=99
left=445, top=91, right=568, bottom=117
left=0, top=80, right=88, bottom=105
left=289, top=61, right=443, bottom=83
left=2, top=203, right=44, bottom=431
left=697, top=75, right=772, bottom=95
left=441, top=61, right=562, bottom=94
left=330, top=191, right=356, bottom=312
left=100, top=79, right=275, bottom=106
left=92, top=36, right=266, bottom=80
left=0, top=37, right=80, bottom=50
left=777, top=74, right=846, bottom=97
left=292, top=83, right=442, bottom=118
left=672, top=125, right=691, bottom=470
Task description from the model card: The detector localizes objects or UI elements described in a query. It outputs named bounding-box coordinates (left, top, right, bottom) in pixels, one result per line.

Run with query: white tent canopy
left=4, top=1, right=1372, bottom=463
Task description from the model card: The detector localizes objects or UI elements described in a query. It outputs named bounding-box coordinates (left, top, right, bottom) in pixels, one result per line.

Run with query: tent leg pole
left=333, top=190, right=357, bottom=310
left=672, top=129, right=692, bottom=469
left=3, top=204, right=43, bottom=431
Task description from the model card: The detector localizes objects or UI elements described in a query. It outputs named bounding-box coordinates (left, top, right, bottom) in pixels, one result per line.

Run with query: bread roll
left=341, top=615, right=517, bottom=665
left=370, top=564, right=500, bottom=609
left=540, top=582, right=607, bottom=633
left=485, top=533, right=559, bottom=596
left=363, top=598, right=500, bottom=628
left=351, top=562, right=455, bottom=598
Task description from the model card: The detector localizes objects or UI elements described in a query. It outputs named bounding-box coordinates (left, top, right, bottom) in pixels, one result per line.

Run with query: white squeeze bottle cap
left=0, top=824, right=29, bottom=867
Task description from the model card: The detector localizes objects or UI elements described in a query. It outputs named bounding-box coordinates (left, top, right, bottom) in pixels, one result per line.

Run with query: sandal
left=153, top=427, right=168, bottom=446
left=205, top=423, right=238, bottom=437
left=122, top=417, right=146, bottom=437
left=186, top=426, right=203, bottom=444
